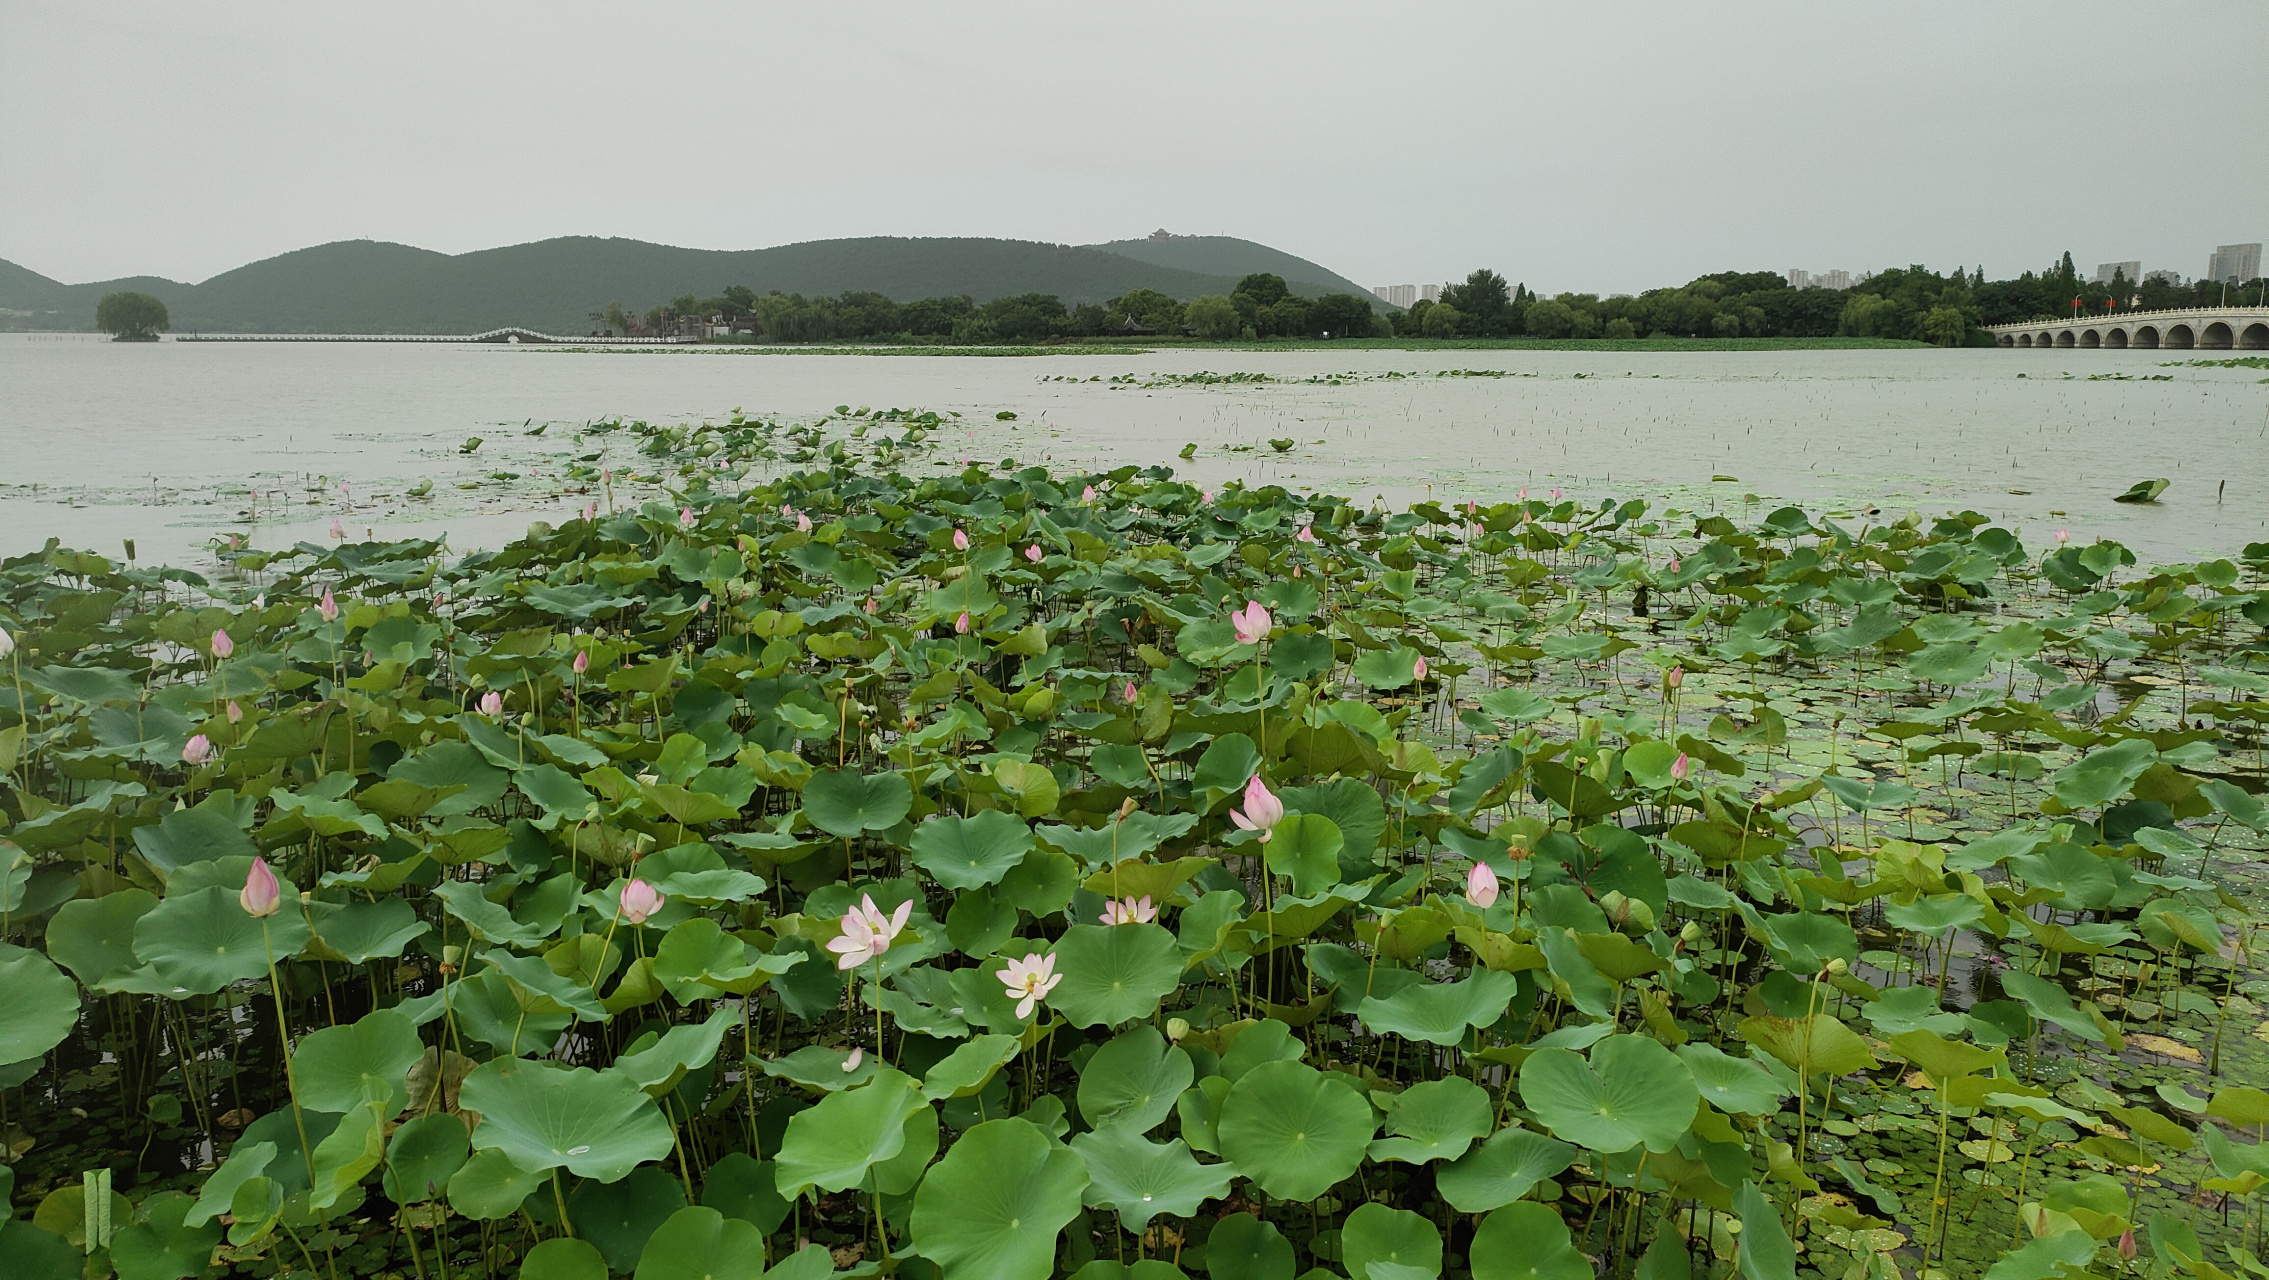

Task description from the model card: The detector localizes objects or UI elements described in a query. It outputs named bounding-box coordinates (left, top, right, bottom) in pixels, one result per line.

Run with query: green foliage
left=95, top=290, right=169, bottom=340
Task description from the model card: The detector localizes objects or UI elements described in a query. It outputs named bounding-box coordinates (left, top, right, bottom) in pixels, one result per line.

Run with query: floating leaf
left=1518, top=1035, right=1697, bottom=1154
left=1436, top=1125, right=1578, bottom=1213
left=1217, top=1059, right=1374, bottom=1200
left=1069, top=1122, right=1237, bottom=1230
left=1077, top=1025, right=1194, bottom=1132
left=1047, top=922, right=1183, bottom=1028
left=909, top=1117, right=1090, bottom=1280
left=1468, top=1202, right=1590, bottom=1280
left=458, top=1059, right=675, bottom=1182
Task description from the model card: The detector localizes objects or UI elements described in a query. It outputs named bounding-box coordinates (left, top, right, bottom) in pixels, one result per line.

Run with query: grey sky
left=4, top=1, right=2264, bottom=295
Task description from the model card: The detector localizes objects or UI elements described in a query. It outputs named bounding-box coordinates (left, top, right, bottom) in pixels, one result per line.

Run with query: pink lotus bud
left=183, top=734, right=216, bottom=766
left=1026, top=544, right=1043, bottom=562
left=318, top=590, right=339, bottom=622
left=573, top=650, right=589, bottom=675
left=226, top=701, right=243, bottom=724
left=2117, top=1229, right=2136, bottom=1261
left=1551, top=488, right=1563, bottom=501
left=1296, top=525, right=1317, bottom=543
left=584, top=502, right=597, bottom=522
left=1665, top=665, right=1683, bottom=691
left=1124, top=680, right=1139, bottom=703
left=955, top=612, right=971, bottom=634
left=1082, top=485, right=1097, bottom=503
left=241, top=857, right=281, bottom=917
left=479, top=691, right=504, bottom=717
left=679, top=506, right=697, bottom=529
left=1201, top=490, right=1213, bottom=505
left=797, top=512, right=812, bottom=533
left=211, top=629, right=234, bottom=659
left=619, top=878, right=664, bottom=924
left=953, top=528, right=970, bottom=551
left=1670, top=752, right=1691, bottom=782
left=781, top=503, right=794, bottom=517
left=1667, top=557, right=1681, bottom=573
left=603, top=468, right=613, bottom=484
left=864, top=597, right=879, bottom=615
left=1466, top=500, right=1477, bottom=514
left=2055, top=528, right=2070, bottom=545
left=1467, top=861, right=1500, bottom=908
left=1414, top=655, right=1429, bottom=680
left=1517, top=487, right=1528, bottom=500
left=329, top=518, right=346, bottom=540
left=1229, top=775, right=1285, bottom=842
left=698, top=599, right=709, bottom=614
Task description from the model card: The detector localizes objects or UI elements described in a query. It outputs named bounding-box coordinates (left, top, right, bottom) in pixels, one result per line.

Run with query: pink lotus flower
left=1229, top=775, right=1285, bottom=843
left=226, top=701, right=243, bottom=724
left=241, top=857, right=281, bottom=918
left=863, top=597, right=879, bottom=615
left=1414, top=655, right=1429, bottom=680
left=1518, top=487, right=1528, bottom=500
left=781, top=503, right=794, bottom=518
left=953, top=528, right=970, bottom=551
left=211, top=628, right=234, bottom=659
left=828, top=894, right=912, bottom=970
left=1467, top=861, right=1500, bottom=908
left=183, top=734, right=216, bottom=766
left=2054, top=528, right=2070, bottom=545
left=603, top=468, right=614, bottom=484
left=573, top=650, right=589, bottom=675
left=1296, top=525, right=1317, bottom=544
left=618, top=878, right=665, bottom=925
left=2117, top=1229, right=2136, bottom=1262
left=841, top=1046, right=864, bottom=1072
left=1551, top=488, right=1563, bottom=501
left=583, top=502, right=597, bottom=522
left=1124, top=680, right=1139, bottom=703
left=1099, top=895, right=1157, bottom=926
left=998, top=951, right=1062, bottom=1019
left=679, top=507, right=697, bottom=529
left=796, top=512, right=812, bottom=533
left=1026, top=544, right=1043, bottom=563
left=1082, top=485, right=1097, bottom=503
left=1230, top=600, right=1272, bottom=646
left=1665, top=665, right=1683, bottom=690
left=1467, top=500, right=1478, bottom=514
left=329, top=518, right=346, bottom=540
left=479, top=691, right=504, bottom=717
left=1201, top=490, right=1213, bottom=505
left=955, top=612, right=972, bottom=634
left=318, top=590, right=339, bottom=622
left=1667, top=557, right=1681, bottom=573
left=1670, top=752, right=1691, bottom=782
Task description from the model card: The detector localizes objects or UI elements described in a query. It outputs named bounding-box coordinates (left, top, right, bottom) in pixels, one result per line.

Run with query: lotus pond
left=2, top=407, right=2267, bottom=1280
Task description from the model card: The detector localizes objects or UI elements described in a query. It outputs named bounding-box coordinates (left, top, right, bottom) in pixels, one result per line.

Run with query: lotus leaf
left=1676, top=1043, right=1789, bottom=1115
left=1070, top=1122, right=1238, bottom=1230
left=382, top=1113, right=470, bottom=1205
left=1217, top=1059, right=1374, bottom=1200
left=570, top=1164, right=686, bottom=1272
left=1360, top=969, right=1519, bottom=1046
left=131, top=885, right=308, bottom=996
left=803, top=768, right=912, bottom=837
left=1518, top=1035, right=1697, bottom=1154
left=1468, top=1202, right=1590, bottom=1280
left=0, top=945, right=79, bottom=1063
left=1342, top=1202, right=1442, bottom=1280
left=459, top=1058, right=674, bottom=1181
left=772, top=1067, right=926, bottom=1197
left=1366, top=1076, right=1490, bottom=1165
left=910, top=809, right=1035, bottom=889
left=1204, top=1212, right=1294, bottom=1280
left=1047, top=922, right=1183, bottom=1027
left=517, top=1238, right=607, bottom=1280
left=1078, top=1024, right=1194, bottom=1131
left=1435, top=1125, right=1579, bottom=1213
left=291, top=1008, right=423, bottom=1113
left=910, top=1117, right=1090, bottom=1280
left=447, top=1148, right=547, bottom=1221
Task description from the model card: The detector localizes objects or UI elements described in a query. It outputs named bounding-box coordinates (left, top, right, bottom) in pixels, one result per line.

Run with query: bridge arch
left=2035, top=331, right=2056, bottom=348
left=2054, top=330, right=2076, bottom=347
left=2242, top=322, right=2269, bottom=350
left=2105, top=328, right=2128, bottom=349
left=2132, top=325, right=2160, bottom=348
left=2201, top=321, right=2234, bottom=349
left=1997, top=333, right=2015, bottom=347
left=2165, top=324, right=2194, bottom=349
left=2079, top=328, right=2101, bottom=348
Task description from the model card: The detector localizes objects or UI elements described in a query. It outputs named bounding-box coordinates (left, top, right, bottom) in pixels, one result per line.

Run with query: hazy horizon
left=5, top=1, right=2266, bottom=296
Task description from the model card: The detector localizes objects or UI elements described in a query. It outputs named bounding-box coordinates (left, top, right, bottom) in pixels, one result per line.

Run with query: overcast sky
left=5, top=1, right=2265, bottom=295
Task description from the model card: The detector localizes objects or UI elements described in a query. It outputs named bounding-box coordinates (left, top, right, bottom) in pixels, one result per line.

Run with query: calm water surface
left=3, top=335, right=2264, bottom=568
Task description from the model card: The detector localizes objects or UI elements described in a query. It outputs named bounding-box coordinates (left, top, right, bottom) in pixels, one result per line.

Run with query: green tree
left=1232, top=273, right=1289, bottom=308
left=1185, top=295, right=1241, bottom=340
left=1919, top=305, right=1968, bottom=346
left=1421, top=303, right=1463, bottom=338
left=1307, top=293, right=1377, bottom=339
left=1838, top=292, right=1897, bottom=337
left=95, top=291, right=168, bottom=341
left=1522, top=299, right=1577, bottom=338
left=1439, top=269, right=1513, bottom=336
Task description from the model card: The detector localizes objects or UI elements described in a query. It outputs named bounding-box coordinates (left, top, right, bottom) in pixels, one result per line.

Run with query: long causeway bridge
left=1986, top=306, right=2269, bottom=350
left=172, top=328, right=699, bottom=344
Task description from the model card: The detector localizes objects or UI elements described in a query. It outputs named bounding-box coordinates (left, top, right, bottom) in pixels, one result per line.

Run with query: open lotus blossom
left=2055, top=528, right=2070, bottom=545
left=796, top=512, right=812, bottom=533
left=998, top=951, right=1062, bottom=1019
left=240, top=856, right=282, bottom=918
left=1467, top=861, right=1500, bottom=908
left=1414, top=655, right=1429, bottom=680
left=1670, top=752, right=1691, bottom=782
left=0, top=626, right=13, bottom=659
left=1026, top=544, right=1043, bottom=562
left=1296, top=525, right=1317, bottom=543
left=329, top=518, right=346, bottom=540
left=211, top=629, right=234, bottom=659
left=318, top=590, right=339, bottom=623
left=1099, top=895, right=1157, bottom=926
left=952, top=528, right=969, bottom=551
left=618, top=878, right=665, bottom=925
left=226, top=701, right=243, bottom=724
left=679, top=507, right=697, bottom=529
left=1230, top=600, right=1272, bottom=646
left=1082, top=485, right=1097, bottom=503
left=829, top=894, right=913, bottom=970
left=573, top=650, right=589, bottom=675
left=1229, top=774, right=1285, bottom=843
left=183, top=734, right=216, bottom=766
left=1200, top=490, right=1213, bottom=505
left=479, top=691, right=504, bottom=717
left=954, top=612, right=972, bottom=634
left=841, top=1046, right=864, bottom=1072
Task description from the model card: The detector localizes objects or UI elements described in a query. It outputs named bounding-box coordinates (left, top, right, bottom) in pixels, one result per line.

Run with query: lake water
left=3, top=334, right=2264, bottom=568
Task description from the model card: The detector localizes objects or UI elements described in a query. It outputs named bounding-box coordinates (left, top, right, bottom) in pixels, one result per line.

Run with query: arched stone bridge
left=1986, top=307, right=2269, bottom=350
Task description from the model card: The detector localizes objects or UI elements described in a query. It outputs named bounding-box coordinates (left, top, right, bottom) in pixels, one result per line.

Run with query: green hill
left=0, top=234, right=1381, bottom=335
left=1082, top=234, right=1381, bottom=303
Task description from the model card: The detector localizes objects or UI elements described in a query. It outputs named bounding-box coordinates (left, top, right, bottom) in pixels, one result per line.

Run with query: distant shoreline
left=5, top=332, right=1932, bottom=353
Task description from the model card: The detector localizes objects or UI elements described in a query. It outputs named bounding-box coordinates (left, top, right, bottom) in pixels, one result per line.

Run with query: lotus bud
left=1414, top=655, right=1429, bottom=680
left=573, top=650, right=589, bottom=675
left=479, top=691, right=504, bottom=717
left=952, top=528, right=970, bottom=551
left=1200, top=490, right=1213, bottom=505
left=1124, top=680, right=1138, bottom=704
left=2117, top=1229, right=2136, bottom=1262
left=1551, top=488, right=1563, bottom=501
left=1664, top=665, right=1683, bottom=691
left=1118, top=796, right=1140, bottom=820
left=1026, top=543, right=1043, bottom=562
left=182, top=733, right=216, bottom=766
left=1466, top=861, right=1500, bottom=908
left=1166, top=1017, right=1190, bottom=1042
left=679, top=506, right=697, bottom=529
left=226, top=700, right=243, bottom=724
left=864, top=597, right=879, bottom=615
left=1670, top=752, right=1691, bottom=782
left=796, top=512, right=812, bottom=533
left=1679, top=921, right=1704, bottom=946
left=329, top=518, right=346, bottom=540
left=318, top=589, right=339, bottom=622
left=955, top=612, right=972, bottom=634
left=211, top=629, right=234, bottom=659
left=240, top=856, right=282, bottom=918
left=1668, top=557, right=1681, bottom=573
left=1825, top=956, right=1848, bottom=975
left=1082, top=485, right=1097, bottom=503
left=618, top=878, right=664, bottom=925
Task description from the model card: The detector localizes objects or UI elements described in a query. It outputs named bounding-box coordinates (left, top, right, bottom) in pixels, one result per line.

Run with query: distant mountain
left=0, top=234, right=1383, bottom=335
left=1083, top=234, right=1380, bottom=303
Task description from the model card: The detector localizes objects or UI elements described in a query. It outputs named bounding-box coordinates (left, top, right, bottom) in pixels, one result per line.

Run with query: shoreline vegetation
left=0, top=404, right=2264, bottom=1280
left=528, top=335, right=1937, bottom=356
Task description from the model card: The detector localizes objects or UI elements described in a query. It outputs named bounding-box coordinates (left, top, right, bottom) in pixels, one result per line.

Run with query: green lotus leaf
left=1367, top=1076, right=1491, bottom=1165
left=1047, top=922, right=1183, bottom=1028
left=483, top=950, right=606, bottom=1022
left=1981, top=1229, right=2098, bottom=1280
left=382, top=1114, right=470, bottom=1205
left=429, top=880, right=553, bottom=948
left=910, top=1117, right=1090, bottom=1280
left=923, top=1033, right=1020, bottom=1100
left=107, top=1190, right=222, bottom=1280
left=44, top=888, right=159, bottom=990
left=613, top=1006, right=735, bottom=1097
left=1069, top=1122, right=1236, bottom=1230
left=308, top=1099, right=387, bottom=1209
left=1734, top=1180, right=1795, bottom=1280
left=1468, top=1201, right=1590, bottom=1280
left=1217, top=1059, right=1374, bottom=1200
left=184, top=1140, right=274, bottom=1228
left=1882, top=894, right=1985, bottom=936
left=803, top=769, right=912, bottom=838
left=698, top=1151, right=790, bottom=1235
left=2050, top=738, right=2157, bottom=811
left=1203, top=1212, right=1294, bottom=1280
left=910, top=809, right=1035, bottom=890
left=305, top=897, right=429, bottom=963
left=629, top=1206, right=802, bottom=1280
left=1519, top=1035, right=1697, bottom=1154
left=1077, top=1024, right=1194, bottom=1132
left=447, top=1148, right=547, bottom=1221
left=459, top=1058, right=674, bottom=1181
left=1342, top=1200, right=1443, bottom=1280
left=0, top=944, right=79, bottom=1063
left=1756, top=911, right=1856, bottom=975
left=1358, top=969, right=1519, bottom=1046
left=1860, top=985, right=1967, bottom=1036
left=517, top=1237, right=607, bottom=1280
left=1261, top=812, right=1342, bottom=897
left=1736, top=1013, right=1879, bottom=1078
left=291, top=1008, right=423, bottom=1114
left=1675, top=1043, right=1789, bottom=1116
left=1353, top=646, right=1422, bottom=690
left=1997, top=970, right=2111, bottom=1045
left=760, top=1043, right=877, bottom=1092
left=130, top=803, right=257, bottom=875
left=1435, top=1125, right=1578, bottom=1213
left=133, top=885, right=309, bottom=996
left=773, top=1067, right=927, bottom=1198
left=570, top=1163, right=685, bottom=1273
left=871, top=1095, right=940, bottom=1195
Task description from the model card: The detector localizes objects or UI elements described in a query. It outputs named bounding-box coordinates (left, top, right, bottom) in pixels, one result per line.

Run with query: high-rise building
left=1787, top=269, right=1810, bottom=289
left=2145, top=269, right=2184, bottom=287
left=2093, top=261, right=2142, bottom=285
left=1421, top=284, right=1442, bottom=303
left=1815, top=269, right=1852, bottom=290
left=2208, top=243, right=2262, bottom=284
left=1370, top=284, right=1418, bottom=308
